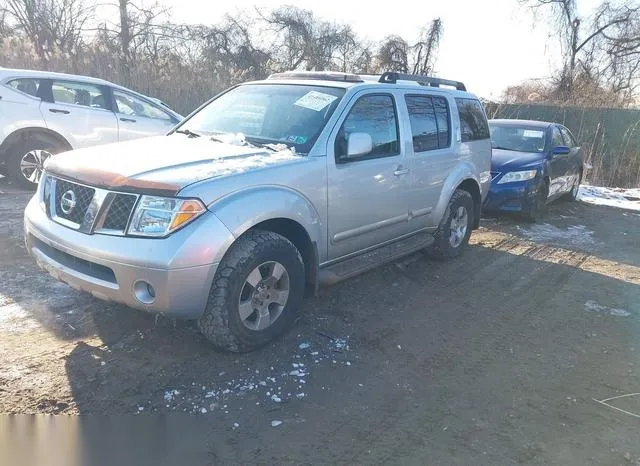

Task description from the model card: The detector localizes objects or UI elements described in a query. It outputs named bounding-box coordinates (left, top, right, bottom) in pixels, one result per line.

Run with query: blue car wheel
left=523, top=181, right=548, bottom=222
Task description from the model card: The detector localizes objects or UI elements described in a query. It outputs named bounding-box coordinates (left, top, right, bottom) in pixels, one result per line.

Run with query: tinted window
left=433, top=97, right=450, bottom=148
left=559, top=126, right=576, bottom=147
left=114, top=90, right=172, bottom=121
left=335, top=94, right=399, bottom=161
left=8, top=78, right=42, bottom=98
left=405, top=95, right=450, bottom=153
left=455, top=98, right=489, bottom=142
left=551, top=126, right=564, bottom=147
left=51, top=81, right=107, bottom=109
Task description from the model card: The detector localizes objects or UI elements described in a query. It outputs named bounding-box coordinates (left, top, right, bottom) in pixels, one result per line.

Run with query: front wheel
left=198, top=230, right=305, bottom=352
left=562, top=171, right=582, bottom=201
left=523, top=182, right=548, bottom=222
left=426, top=189, right=474, bottom=260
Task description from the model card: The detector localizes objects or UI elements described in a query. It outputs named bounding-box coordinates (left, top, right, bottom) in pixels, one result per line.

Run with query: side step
left=318, top=232, right=434, bottom=286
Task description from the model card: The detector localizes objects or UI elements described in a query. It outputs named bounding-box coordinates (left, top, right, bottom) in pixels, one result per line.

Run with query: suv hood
left=491, top=148, right=546, bottom=171
left=45, top=135, right=303, bottom=196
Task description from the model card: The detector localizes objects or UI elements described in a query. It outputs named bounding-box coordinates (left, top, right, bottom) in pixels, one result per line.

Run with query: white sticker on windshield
left=523, top=130, right=544, bottom=138
left=294, top=91, right=338, bottom=112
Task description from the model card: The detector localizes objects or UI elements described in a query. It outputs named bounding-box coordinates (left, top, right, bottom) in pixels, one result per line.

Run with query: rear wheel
left=427, top=189, right=474, bottom=260
left=7, top=137, right=63, bottom=190
left=198, top=230, right=305, bottom=352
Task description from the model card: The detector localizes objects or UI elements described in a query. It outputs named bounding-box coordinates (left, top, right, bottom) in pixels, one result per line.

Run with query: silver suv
left=24, top=71, right=492, bottom=352
left=0, top=68, right=183, bottom=188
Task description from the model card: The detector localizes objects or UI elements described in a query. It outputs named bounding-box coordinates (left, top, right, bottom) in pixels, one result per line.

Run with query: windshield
left=489, top=124, right=547, bottom=153
left=178, top=84, right=346, bottom=153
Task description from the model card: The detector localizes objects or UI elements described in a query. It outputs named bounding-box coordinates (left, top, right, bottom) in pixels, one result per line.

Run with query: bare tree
left=4, top=0, right=93, bottom=67
left=524, top=0, right=640, bottom=102
left=411, top=18, right=443, bottom=75
left=376, top=35, right=409, bottom=72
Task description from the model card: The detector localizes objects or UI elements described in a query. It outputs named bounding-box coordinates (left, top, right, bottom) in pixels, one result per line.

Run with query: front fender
left=431, top=163, right=484, bottom=229
left=207, top=185, right=325, bottom=260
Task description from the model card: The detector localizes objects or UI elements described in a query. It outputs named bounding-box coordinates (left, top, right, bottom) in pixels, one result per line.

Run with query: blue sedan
left=483, top=119, right=584, bottom=221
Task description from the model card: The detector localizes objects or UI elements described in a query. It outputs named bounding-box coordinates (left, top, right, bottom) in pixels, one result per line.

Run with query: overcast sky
left=159, top=0, right=606, bottom=99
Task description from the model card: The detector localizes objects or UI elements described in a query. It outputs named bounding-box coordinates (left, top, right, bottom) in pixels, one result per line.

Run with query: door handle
left=49, top=108, right=70, bottom=114
left=120, top=117, right=136, bottom=123
left=394, top=167, right=410, bottom=176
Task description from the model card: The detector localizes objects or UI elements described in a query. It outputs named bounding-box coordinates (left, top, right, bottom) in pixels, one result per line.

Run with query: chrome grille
left=54, top=179, right=95, bottom=225
left=102, top=194, right=137, bottom=231
left=46, top=176, right=138, bottom=235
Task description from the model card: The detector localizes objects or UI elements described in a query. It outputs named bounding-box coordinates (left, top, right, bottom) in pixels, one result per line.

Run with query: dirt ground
left=1, top=178, right=640, bottom=465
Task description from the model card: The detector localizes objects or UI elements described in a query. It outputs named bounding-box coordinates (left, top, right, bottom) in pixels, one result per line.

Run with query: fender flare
left=208, top=186, right=324, bottom=292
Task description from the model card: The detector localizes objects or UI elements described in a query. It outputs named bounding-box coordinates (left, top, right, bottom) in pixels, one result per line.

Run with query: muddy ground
left=1, top=178, right=639, bottom=465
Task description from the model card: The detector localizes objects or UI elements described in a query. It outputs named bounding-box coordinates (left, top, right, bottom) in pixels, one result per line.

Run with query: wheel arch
left=0, top=127, right=72, bottom=162
left=208, top=186, right=324, bottom=296
left=456, top=178, right=482, bottom=229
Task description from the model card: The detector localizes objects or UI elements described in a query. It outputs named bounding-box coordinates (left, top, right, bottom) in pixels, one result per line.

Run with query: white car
left=0, top=68, right=183, bottom=188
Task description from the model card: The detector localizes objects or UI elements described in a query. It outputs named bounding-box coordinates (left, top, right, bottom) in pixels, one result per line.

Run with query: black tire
left=7, top=137, right=63, bottom=190
left=523, top=182, right=548, bottom=222
left=427, top=189, right=474, bottom=261
left=198, top=230, right=305, bottom=352
left=562, top=170, right=582, bottom=201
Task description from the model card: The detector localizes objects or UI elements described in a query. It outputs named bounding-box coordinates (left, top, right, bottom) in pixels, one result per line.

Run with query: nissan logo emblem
left=60, top=190, right=77, bottom=215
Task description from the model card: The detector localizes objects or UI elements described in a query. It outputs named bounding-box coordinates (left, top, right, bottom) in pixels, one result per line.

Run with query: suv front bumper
left=24, top=195, right=234, bottom=318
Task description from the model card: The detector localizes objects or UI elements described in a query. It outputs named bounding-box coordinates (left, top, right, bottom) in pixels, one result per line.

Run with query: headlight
left=127, top=195, right=206, bottom=237
left=497, top=170, right=538, bottom=184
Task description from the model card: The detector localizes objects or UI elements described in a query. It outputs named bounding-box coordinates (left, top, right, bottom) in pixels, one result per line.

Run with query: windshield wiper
left=492, top=146, right=513, bottom=151
left=175, top=129, right=201, bottom=138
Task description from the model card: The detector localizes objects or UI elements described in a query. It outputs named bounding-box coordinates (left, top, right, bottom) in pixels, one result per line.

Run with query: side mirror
left=552, top=145, right=570, bottom=155
left=346, top=132, right=373, bottom=158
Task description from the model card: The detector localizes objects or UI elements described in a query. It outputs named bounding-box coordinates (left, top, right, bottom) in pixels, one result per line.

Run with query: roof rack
left=267, top=71, right=364, bottom=83
left=378, top=72, right=466, bottom=91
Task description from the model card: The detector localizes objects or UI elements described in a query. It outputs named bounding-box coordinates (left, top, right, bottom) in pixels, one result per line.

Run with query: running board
left=318, top=232, right=434, bottom=286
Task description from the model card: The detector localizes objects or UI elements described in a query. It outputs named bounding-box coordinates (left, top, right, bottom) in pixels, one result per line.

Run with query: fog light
left=134, top=280, right=156, bottom=304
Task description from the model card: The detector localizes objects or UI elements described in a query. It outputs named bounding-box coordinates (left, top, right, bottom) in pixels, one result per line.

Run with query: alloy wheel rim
left=20, top=150, right=52, bottom=184
left=449, top=206, right=468, bottom=248
left=238, top=261, right=290, bottom=331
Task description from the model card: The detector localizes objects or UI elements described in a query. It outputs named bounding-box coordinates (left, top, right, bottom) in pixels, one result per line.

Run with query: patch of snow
left=271, top=420, right=283, bottom=427
left=299, top=342, right=311, bottom=350
left=0, top=302, right=39, bottom=333
left=578, top=185, right=640, bottom=212
left=517, top=223, right=598, bottom=249
left=201, top=408, right=207, bottom=414
left=271, top=395, right=282, bottom=403
left=164, top=389, right=180, bottom=402
left=585, top=300, right=631, bottom=317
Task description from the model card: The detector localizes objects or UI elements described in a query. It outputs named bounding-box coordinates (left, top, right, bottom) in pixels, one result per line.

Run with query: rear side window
left=455, top=98, right=489, bottom=142
left=559, top=126, right=577, bottom=147
left=7, top=78, right=42, bottom=98
left=405, top=95, right=450, bottom=152
left=551, top=126, right=564, bottom=147
left=335, top=94, right=399, bottom=161
left=114, top=90, right=173, bottom=121
left=51, top=81, right=108, bottom=109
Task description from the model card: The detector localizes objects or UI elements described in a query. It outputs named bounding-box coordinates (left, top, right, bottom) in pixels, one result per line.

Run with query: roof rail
left=267, top=71, right=364, bottom=83
left=378, top=72, right=466, bottom=91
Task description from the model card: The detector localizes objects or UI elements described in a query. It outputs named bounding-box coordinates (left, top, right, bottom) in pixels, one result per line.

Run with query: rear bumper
left=24, top=195, right=234, bottom=318
left=483, top=179, right=539, bottom=214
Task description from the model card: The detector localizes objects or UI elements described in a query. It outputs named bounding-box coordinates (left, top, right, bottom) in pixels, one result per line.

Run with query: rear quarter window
left=455, top=98, right=489, bottom=142
left=7, top=78, right=42, bottom=98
